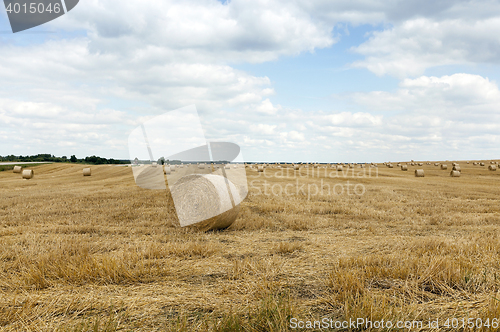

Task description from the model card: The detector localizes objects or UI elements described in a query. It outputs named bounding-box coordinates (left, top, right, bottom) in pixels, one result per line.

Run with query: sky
left=1, top=0, right=500, bottom=163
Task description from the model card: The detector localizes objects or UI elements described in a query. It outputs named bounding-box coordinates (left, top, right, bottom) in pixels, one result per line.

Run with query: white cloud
left=352, top=17, right=500, bottom=77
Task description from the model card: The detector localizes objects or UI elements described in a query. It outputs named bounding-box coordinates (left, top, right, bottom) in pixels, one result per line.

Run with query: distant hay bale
left=414, top=169, right=424, bottom=177
left=336, top=165, right=343, bottom=171
left=401, top=165, right=408, bottom=171
left=170, top=174, right=241, bottom=232
left=293, top=165, right=300, bottom=170
left=170, top=165, right=176, bottom=172
left=164, top=166, right=171, bottom=174
left=452, top=165, right=461, bottom=172
left=349, top=164, right=354, bottom=168
left=13, top=166, right=22, bottom=173
left=441, top=164, right=448, bottom=170
left=410, top=163, right=415, bottom=166
left=473, top=162, right=478, bottom=165
left=452, top=163, right=459, bottom=166
left=434, top=163, right=439, bottom=166
left=22, top=169, right=34, bottom=179
left=418, top=163, right=423, bottom=166
left=397, top=163, right=401, bottom=167
left=387, top=164, right=394, bottom=168
left=83, top=168, right=91, bottom=176
left=491, top=161, right=496, bottom=164
left=198, top=164, right=205, bottom=169
left=450, top=170, right=461, bottom=177
left=480, top=162, right=485, bottom=166
left=489, top=165, right=497, bottom=171
left=258, top=166, right=264, bottom=172
left=466, top=161, right=470, bottom=164
left=225, top=165, right=230, bottom=169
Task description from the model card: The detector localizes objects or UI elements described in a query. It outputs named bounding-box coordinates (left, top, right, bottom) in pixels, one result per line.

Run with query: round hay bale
left=414, top=169, right=424, bottom=177
left=450, top=170, right=461, bottom=177
left=258, top=166, right=264, bottom=172
left=434, top=163, right=439, bottom=166
left=418, top=163, right=423, bottom=166
left=452, top=163, right=459, bottom=166
left=489, top=165, right=497, bottom=171
left=13, top=166, right=22, bottom=173
left=441, top=164, right=448, bottom=170
left=293, top=165, right=300, bottom=170
left=467, top=161, right=470, bottom=164
left=491, top=161, right=496, bottom=164
left=170, top=165, right=176, bottom=171
left=452, top=165, right=461, bottom=171
left=410, top=163, right=415, bottom=166
left=401, top=165, right=408, bottom=171
left=473, top=162, right=478, bottom=165
left=336, top=165, right=343, bottom=171
left=480, top=162, right=485, bottom=166
left=22, top=169, right=34, bottom=179
left=387, top=164, right=394, bottom=168
left=164, top=165, right=171, bottom=174
left=83, top=168, right=91, bottom=176
left=198, top=164, right=205, bottom=169
left=170, top=174, right=241, bottom=231
left=349, top=164, right=354, bottom=168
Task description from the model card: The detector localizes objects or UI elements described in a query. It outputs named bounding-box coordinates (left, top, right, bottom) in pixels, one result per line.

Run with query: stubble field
left=1, top=162, right=500, bottom=331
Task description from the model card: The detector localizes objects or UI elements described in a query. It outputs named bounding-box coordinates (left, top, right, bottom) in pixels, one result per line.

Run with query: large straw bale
left=22, top=169, right=34, bottom=179
left=170, top=174, right=241, bottom=231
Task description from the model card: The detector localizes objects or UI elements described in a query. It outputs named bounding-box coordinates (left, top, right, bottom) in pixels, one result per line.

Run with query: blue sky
left=1, top=0, right=500, bottom=163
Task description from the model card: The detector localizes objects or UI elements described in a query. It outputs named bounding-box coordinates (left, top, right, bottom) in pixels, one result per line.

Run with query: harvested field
left=1, top=162, right=500, bottom=331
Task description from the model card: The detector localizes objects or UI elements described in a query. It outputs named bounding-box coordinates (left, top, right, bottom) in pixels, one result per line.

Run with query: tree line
left=0, top=154, right=129, bottom=165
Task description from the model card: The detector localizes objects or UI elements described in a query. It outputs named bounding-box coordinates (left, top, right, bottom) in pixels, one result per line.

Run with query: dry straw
left=170, top=174, right=241, bottom=231
left=22, top=169, right=34, bottom=179
left=489, top=165, right=497, bottom=171
left=13, top=166, right=22, bottom=173
left=83, top=168, right=91, bottom=176
left=441, top=164, right=448, bottom=170
left=450, top=170, right=461, bottom=177
left=401, top=165, right=408, bottom=171
left=414, top=169, right=424, bottom=177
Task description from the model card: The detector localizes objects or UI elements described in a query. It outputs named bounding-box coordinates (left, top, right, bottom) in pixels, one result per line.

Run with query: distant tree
left=70, top=155, right=77, bottom=163
left=158, top=157, right=165, bottom=165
